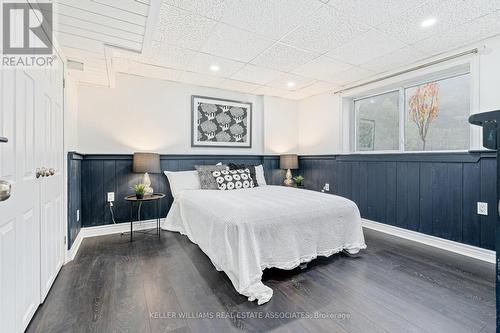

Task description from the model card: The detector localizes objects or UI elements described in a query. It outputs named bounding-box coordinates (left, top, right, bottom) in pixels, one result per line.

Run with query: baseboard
left=64, top=219, right=165, bottom=263
left=362, top=219, right=495, bottom=264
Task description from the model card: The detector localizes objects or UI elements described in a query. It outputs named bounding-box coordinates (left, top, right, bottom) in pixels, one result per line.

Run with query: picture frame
left=191, top=95, right=252, bottom=148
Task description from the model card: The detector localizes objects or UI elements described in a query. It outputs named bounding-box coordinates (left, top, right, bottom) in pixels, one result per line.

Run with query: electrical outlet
left=477, top=202, right=488, bottom=216
left=76, top=209, right=80, bottom=222
left=107, top=192, right=115, bottom=202
left=324, top=183, right=330, bottom=192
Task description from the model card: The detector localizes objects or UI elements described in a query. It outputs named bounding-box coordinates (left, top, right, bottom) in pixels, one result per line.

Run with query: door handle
left=0, top=137, right=7, bottom=143
left=0, top=180, right=11, bottom=201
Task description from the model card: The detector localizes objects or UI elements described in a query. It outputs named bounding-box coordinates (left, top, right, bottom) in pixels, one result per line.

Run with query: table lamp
left=280, top=154, right=298, bottom=186
left=133, top=152, right=161, bottom=196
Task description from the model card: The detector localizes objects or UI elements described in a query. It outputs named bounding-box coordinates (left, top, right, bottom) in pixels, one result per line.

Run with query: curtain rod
left=333, top=48, right=479, bottom=94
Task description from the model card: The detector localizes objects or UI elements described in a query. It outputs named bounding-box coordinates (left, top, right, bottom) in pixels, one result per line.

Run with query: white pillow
left=164, top=170, right=200, bottom=198
left=255, top=165, right=267, bottom=186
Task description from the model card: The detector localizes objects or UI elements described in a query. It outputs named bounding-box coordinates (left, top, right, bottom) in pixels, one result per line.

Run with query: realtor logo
left=2, top=2, right=55, bottom=67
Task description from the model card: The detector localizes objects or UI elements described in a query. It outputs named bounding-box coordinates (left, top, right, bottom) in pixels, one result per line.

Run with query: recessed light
left=287, top=81, right=295, bottom=88
left=421, top=17, right=437, bottom=28
left=209, top=64, right=220, bottom=72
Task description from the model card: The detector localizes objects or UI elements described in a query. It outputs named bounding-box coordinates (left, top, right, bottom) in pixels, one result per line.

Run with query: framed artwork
left=358, top=118, right=375, bottom=151
left=192, top=95, right=252, bottom=148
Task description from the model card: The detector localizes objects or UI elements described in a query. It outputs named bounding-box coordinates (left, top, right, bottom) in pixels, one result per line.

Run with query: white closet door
left=40, top=58, right=65, bottom=302
left=0, top=68, right=41, bottom=333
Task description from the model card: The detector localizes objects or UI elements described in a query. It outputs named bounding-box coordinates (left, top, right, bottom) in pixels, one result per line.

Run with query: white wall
left=64, top=75, right=79, bottom=151
left=263, top=96, right=299, bottom=154
left=77, top=73, right=298, bottom=155
left=298, top=35, right=500, bottom=155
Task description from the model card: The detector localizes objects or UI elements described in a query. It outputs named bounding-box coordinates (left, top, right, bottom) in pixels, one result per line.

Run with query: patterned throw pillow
left=195, top=165, right=228, bottom=190
left=227, top=163, right=259, bottom=187
left=212, top=169, right=254, bottom=191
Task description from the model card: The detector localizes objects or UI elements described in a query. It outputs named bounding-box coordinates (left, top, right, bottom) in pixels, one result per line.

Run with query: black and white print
left=212, top=169, right=254, bottom=191
left=192, top=96, right=252, bottom=148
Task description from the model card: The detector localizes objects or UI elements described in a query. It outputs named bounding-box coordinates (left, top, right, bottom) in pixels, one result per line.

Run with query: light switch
left=76, top=209, right=80, bottom=222
left=107, top=192, right=115, bottom=202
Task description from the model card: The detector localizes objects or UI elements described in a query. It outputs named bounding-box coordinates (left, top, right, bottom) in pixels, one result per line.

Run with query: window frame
left=345, top=60, right=479, bottom=154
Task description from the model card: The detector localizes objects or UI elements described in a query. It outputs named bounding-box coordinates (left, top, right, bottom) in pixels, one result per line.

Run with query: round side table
left=124, top=193, right=165, bottom=242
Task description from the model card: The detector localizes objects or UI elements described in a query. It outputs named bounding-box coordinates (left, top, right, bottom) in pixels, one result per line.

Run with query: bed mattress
left=162, top=185, right=366, bottom=304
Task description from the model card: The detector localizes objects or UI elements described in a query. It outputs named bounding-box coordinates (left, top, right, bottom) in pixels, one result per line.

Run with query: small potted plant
left=133, top=183, right=146, bottom=199
left=293, top=175, right=304, bottom=187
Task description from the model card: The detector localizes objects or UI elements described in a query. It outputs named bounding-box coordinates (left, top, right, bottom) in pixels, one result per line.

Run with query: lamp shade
left=280, top=154, right=298, bottom=170
left=133, top=153, right=161, bottom=174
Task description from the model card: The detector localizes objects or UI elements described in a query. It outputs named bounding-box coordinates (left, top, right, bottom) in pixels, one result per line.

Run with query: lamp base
left=143, top=172, right=154, bottom=196
left=283, top=169, right=294, bottom=186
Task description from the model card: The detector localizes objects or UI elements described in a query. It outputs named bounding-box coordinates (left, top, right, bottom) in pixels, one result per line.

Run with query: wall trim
left=362, top=219, right=495, bottom=263
left=65, top=219, right=164, bottom=263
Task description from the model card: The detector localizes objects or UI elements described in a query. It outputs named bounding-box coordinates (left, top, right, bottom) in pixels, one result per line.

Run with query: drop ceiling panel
left=218, top=79, right=260, bottom=94
left=327, top=0, right=427, bottom=27
left=292, top=55, right=352, bottom=82
left=329, top=66, right=375, bottom=85
left=153, top=4, right=216, bottom=50
left=377, top=0, right=490, bottom=44
left=267, top=73, right=315, bottom=91
left=251, top=43, right=318, bottom=72
left=230, top=64, right=284, bottom=85
left=326, top=29, right=407, bottom=66
left=201, top=23, right=275, bottom=62
left=281, top=5, right=370, bottom=53
left=180, top=71, right=225, bottom=87
left=147, top=41, right=197, bottom=70
left=163, top=0, right=229, bottom=20
left=253, top=85, right=290, bottom=98
left=187, top=53, right=245, bottom=78
left=361, top=46, right=427, bottom=73
left=220, top=0, right=323, bottom=40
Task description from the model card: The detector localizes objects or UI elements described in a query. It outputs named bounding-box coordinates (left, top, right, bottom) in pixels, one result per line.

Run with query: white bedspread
left=162, top=186, right=366, bottom=304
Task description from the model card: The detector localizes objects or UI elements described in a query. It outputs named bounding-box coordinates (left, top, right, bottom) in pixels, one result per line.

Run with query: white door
left=0, top=68, right=41, bottom=333
left=39, top=59, right=65, bottom=302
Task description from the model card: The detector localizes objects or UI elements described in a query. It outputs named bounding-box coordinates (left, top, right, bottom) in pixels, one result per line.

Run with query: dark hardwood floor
left=27, top=228, right=495, bottom=333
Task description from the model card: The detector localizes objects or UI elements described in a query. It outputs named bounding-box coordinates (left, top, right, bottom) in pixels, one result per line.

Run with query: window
left=355, top=91, right=399, bottom=151
left=353, top=71, right=471, bottom=152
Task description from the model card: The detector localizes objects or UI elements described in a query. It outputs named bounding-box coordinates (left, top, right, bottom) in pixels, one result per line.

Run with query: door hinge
left=63, top=78, right=66, bottom=89
left=64, top=236, right=67, bottom=245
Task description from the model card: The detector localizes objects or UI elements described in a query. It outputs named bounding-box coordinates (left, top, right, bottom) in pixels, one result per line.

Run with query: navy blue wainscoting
left=67, top=152, right=83, bottom=249
left=67, top=153, right=284, bottom=247
left=297, top=152, right=497, bottom=250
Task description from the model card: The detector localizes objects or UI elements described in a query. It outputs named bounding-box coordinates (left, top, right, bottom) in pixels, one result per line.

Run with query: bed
left=162, top=184, right=366, bottom=305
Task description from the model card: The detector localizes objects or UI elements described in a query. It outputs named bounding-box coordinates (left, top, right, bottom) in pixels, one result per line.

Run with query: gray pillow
left=195, top=165, right=228, bottom=189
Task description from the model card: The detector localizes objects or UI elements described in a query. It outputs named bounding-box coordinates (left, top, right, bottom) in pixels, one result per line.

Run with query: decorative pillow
left=254, top=165, right=267, bottom=186
left=195, top=164, right=228, bottom=190
left=164, top=170, right=200, bottom=198
left=228, top=163, right=258, bottom=187
left=212, top=169, right=254, bottom=191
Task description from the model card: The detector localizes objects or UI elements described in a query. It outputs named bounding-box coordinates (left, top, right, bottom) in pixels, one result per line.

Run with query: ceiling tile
left=201, top=23, right=275, bottom=62
left=327, top=0, right=427, bottom=27
left=162, top=0, right=229, bottom=20
left=187, top=52, right=245, bottom=77
left=230, top=64, right=284, bottom=85
left=330, top=67, right=375, bottom=85
left=292, top=55, right=352, bottom=81
left=218, top=79, right=260, bottom=94
left=153, top=4, right=216, bottom=50
left=267, top=73, right=316, bottom=91
left=361, top=46, right=427, bottom=73
left=412, top=12, right=500, bottom=56
left=251, top=43, right=318, bottom=72
left=377, top=0, right=489, bottom=44
left=326, top=29, right=407, bottom=66
left=297, top=80, right=337, bottom=95
left=281, top=5, right=370, bottom=53
left=147, top=41, right=197, bottom=70
left=284, top=90, right=316, bottom=100
left=180, top=71, right=225, bottom=86
left=253, top=85, right=290, bottom=97
left=220, top=0, right=323, bottom=40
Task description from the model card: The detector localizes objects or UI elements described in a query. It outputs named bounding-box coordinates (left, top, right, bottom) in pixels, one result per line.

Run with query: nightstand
left=124, top=193, right=165, bottom=242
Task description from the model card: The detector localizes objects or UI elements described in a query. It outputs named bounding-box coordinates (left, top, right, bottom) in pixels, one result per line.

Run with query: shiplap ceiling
left=56, top=0, right=500, bottom=100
